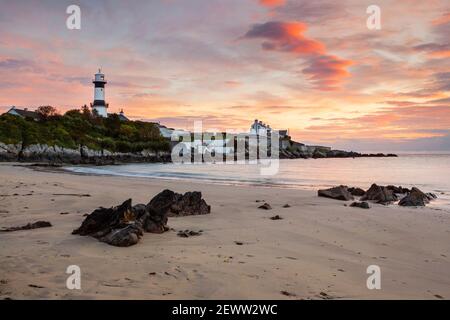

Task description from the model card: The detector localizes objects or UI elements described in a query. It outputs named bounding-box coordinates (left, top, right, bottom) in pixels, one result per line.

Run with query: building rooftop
left=5, top=107, right=41, bottom=120
left=107, top=112, right=129, bottom=121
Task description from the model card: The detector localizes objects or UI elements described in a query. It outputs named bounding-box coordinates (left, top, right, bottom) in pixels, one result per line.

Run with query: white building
left=250, top=119, right=270, bottom=135
left=250, top=119, right=288, bottom=138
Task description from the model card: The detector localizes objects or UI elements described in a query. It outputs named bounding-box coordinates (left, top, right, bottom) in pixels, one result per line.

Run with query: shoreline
left=0, top=163, right=449, bottom=299
left=10, top=161, right=450, bottom=209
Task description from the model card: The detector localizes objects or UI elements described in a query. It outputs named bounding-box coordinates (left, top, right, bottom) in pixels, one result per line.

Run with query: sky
left=0, top=0, right=449, bottom=151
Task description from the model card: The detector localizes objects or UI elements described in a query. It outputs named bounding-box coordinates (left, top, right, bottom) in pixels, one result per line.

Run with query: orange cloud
left=302, top=54, right=353, bottom=90
left=302, top=104, right=450, bottom=142
left=224, top=80, right=241, bottom=88
left=243, top=21, right=351, bottom=90
left=259, top=0, right=285, bottom=7
left=432, top=12, right=450, bottom=25
left=244, top=21, right=325, bottom=54
left=414, top=43, right=450, bottom=59
left=429, top=50, right=450, bottom=58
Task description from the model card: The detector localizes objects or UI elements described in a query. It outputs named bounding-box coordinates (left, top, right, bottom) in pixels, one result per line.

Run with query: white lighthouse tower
left=91, top=68, right=108, bottom=117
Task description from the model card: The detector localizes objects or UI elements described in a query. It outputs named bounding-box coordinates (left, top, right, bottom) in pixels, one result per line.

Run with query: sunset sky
left=0, top=0, right=449, bottom=151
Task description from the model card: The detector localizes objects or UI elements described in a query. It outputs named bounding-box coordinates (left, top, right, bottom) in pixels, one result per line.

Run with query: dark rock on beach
left=386, top=185, right=410, bottom=194
left=280, top=290, right=297, bottom=297
left=348, top=187, right=366, bottom=197
left=72, top=199, right=134, bottom=237
left=350, top=201, right=370, bottom=209
left=72, top=189, right=211, bottom=247
left=100, top=223, right=144, bottom=247
left=258, top=202, right=272, bottom=210
left=72, top=197, right=167, bottom=246
left=270, top=215, right=283, bottom=220
left=398, top=187, right=434, bottom=207
left=426, top=192, right=437, bottom=200
left=168, top=191, right=211, bottom=217
left=177, top=230, right=203, bottom=238
left=72, top=199, right=144, bottom=247
left=318, top=183, right=437, bottom=208
left=0, top=221, right=52, bottom=232
left=144, top=190, right=177, bottom=233
left=361, top=184, right=398, bottom=204
left=318, top=186, right=354, bottom=201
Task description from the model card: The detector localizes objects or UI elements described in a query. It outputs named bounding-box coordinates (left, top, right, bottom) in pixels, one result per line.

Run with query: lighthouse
left=91, top=68, right=108, bottom=117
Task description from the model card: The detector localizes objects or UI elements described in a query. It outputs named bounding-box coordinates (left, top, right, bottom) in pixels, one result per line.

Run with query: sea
left=65, top=153, right=450, bottom=209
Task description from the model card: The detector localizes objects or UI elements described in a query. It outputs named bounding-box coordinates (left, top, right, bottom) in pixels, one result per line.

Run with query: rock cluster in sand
left=72, top=189, right=210, bottom=247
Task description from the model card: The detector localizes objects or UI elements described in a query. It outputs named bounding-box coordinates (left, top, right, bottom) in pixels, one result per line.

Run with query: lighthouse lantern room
left=91, top=69, right=108, bottom=117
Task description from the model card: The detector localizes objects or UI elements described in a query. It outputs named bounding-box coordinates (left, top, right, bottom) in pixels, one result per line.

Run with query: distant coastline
left=0, top=141, right=397, bottom=166
left=0, top=107, right=397, bottom=166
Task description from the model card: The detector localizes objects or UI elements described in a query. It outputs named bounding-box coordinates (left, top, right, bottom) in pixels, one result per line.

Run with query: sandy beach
left=0, top=162, right=449, bottom=300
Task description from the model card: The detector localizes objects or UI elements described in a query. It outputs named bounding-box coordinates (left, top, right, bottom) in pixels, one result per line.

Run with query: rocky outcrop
left=317, top=183, right=437, bottom=207
left=72, top=199, right=144, bottom=247
left=325, top=150, right=361, bottom=158
left=398, top=187, right=434, bottom=207
left=426, top=192, right=437, bottom=200
left=73, top=189, right=211, bottom=247
left=318, top=186, right=354, bottom=201
left=0, top=142, right=21, bottom=161
left=99, top=223, right=144, bottom=247
left=348, top=187, right=366, bottom=197
left=279, top=139, right=397, bottom=159
left=2, top=139, right=397, bottom=164
left=386, top=185, right=410, bottom=194
left=0, top=142, right=171, bottom=164
left=361, top=184, right=398, bottom=204
left=312, top=149, right=327, bottom=158
left=168, top=191, right=211, bottom=217
left=143, top=189, right=180, bottom=232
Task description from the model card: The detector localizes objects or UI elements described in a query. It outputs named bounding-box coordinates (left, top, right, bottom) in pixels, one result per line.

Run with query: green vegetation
left=0, top=106, right=170, bottom=153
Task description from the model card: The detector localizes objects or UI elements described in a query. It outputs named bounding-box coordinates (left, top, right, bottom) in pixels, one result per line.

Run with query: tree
left=81, top=104, right=92, bottom=120
left=104, top=114, right=121, bottom=138
left=119, top=124, right=138, bottom=140
left=136, top=121, right=161, bottom=140
left=36, top=105, right=59, bottom=119
left=65, top=109, right=82, bottom=117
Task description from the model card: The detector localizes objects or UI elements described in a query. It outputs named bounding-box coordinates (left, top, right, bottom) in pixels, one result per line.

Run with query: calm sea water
left=66, top=154, right=450, bottom=208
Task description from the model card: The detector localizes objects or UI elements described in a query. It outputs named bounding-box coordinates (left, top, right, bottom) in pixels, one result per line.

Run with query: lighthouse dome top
left=93, top=68, right=106, bottom=83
